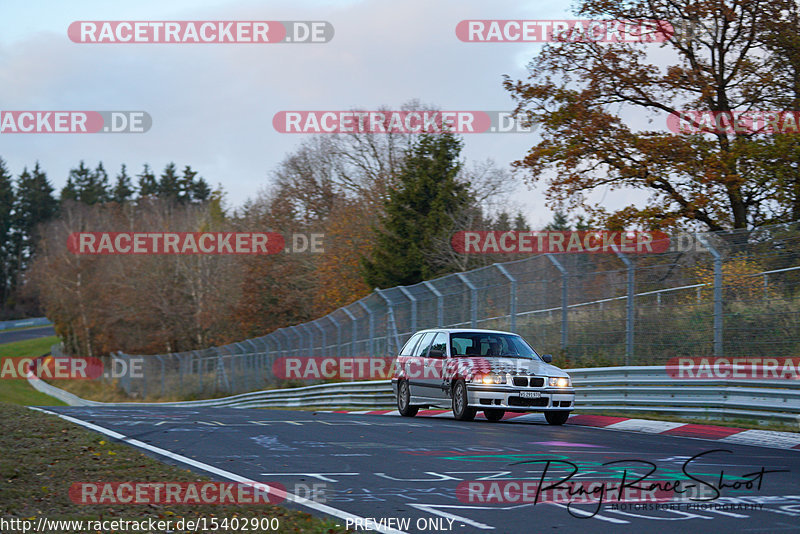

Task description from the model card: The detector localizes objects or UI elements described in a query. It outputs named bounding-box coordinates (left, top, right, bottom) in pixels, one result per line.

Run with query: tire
left=484, top=409, right=505, bottom=422
left=397, top=380, right=418, bottom=417
left=545, top=411, right=569, bottom=425
left=452, top=379, right=477, bottom=421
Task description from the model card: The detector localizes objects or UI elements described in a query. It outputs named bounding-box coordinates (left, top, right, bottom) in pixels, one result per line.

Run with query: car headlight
left=477, top=373, right=504, bottom=384
left=548, top=377, right=570, bottom=387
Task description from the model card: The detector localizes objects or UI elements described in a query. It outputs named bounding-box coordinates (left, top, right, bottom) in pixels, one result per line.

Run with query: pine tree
left=544, top=210, right=571, bottom=230
left=513, top=213, right=530, bottom=231
left=362, top=134, right=472, bottom=287
left=191, top=176, right=212, bottom=203
left=112, top=164, right=134, bottom=203
left=137, top=164, right=158, bottom=198
left=493, top=212, right=512, bottom=231
left=61, top=176, right=79, bottom=202
left=63, top=161, right=109, bottom=204
left=0, top=158, right=15, bottom=308
left=158, top=162, right=181, bottom=201
left=13, top=163, right=57, bottom=277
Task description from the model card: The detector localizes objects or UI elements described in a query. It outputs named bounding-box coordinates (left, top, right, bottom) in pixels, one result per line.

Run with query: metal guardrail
left=0, top=317, right=52, bottom=331
left=28, top=366, right=800, bottom=424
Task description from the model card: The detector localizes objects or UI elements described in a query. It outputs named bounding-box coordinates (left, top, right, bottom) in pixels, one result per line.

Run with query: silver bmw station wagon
left=391, top=328, right=575, bottom=425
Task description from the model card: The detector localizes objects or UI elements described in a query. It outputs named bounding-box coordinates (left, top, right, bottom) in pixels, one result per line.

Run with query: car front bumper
left=466, top=384, right=575, bottom=411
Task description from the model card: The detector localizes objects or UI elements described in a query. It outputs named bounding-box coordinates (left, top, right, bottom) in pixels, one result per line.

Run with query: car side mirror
left=542, top=354, right=553, bottom=363
left=428, top=348, right=445, bottom=358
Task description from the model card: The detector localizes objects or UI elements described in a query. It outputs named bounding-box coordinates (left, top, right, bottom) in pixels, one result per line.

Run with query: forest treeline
left=2, top=130, right=530, bottom=356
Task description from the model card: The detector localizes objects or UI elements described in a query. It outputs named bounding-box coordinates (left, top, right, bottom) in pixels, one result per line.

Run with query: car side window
left=412, top=332, right=436, bottom=357
left=427, top=332, right=448, bottom=358
left=399, top=333, right=423, bottom=356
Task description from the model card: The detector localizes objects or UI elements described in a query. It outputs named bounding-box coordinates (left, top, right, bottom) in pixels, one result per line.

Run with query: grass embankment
left=0, top=335, right=65, bottom=406
left=0, top=402, right=349, bottom=533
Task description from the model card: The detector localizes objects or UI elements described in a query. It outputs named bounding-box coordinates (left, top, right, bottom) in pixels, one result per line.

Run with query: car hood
left=455, top=356, right=570, bottom=378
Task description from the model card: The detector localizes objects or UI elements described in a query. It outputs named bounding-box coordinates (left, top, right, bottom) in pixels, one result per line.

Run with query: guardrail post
left=456, top=273, right=478, bottom=328
left=495, top=263, right=517, bottom=333
left=613, top=246, right=635, bottom=365
left=695, top=233, right=723, bottom=356
left=423, top=281, right=444, bottom=327
left=546, top=254, right=568, bottom=350
left=398, top=286, right=417, bottom=334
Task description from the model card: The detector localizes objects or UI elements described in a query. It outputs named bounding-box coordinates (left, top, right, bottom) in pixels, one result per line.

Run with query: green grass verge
left=0, top=402, right=349, bottom=533
left=0, top=335, right=66, bottom=406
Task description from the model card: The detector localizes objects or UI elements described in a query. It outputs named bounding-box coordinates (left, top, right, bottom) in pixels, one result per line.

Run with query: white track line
left=28, top=407, right=407, bottom=534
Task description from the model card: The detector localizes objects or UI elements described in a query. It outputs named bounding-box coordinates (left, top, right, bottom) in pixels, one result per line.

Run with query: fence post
left=423, top=281, right=444, bottom=327
left=613, top=246, right=635, bottom=365
left=398, top=286, right=417, bottom=333
left=289, top=326, right=303, bottom=359
left=695, top=233, right=723, bottom=356
left=358, top=300, right=375, bottom=356
left=546, top=254, right=569, bottom=350
left=456, top=273, right=478, bottom=328
left=278, top=329, right=291, bottom=359
left=343, top=307, right=357, bottom=357
left=328, top=315, right=342, bottom=357
left=301, top=324, right=314, bottom=358
left=375, top=288, right=400, bottom=355
left=342, top=307, right=358, bottom=382
left=314, top=321, right=326, bottom=358
left=495, top=263, right=517, bottom=333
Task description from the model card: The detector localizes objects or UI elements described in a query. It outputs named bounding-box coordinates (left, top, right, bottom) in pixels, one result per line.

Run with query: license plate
left=520, top=391, right=541, bottom=399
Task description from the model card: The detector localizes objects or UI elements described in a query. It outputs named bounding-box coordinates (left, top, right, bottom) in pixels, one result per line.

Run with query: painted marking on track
left=260, top=472, right=359, bottom=482
left=28, top=408, right=407, bottom=534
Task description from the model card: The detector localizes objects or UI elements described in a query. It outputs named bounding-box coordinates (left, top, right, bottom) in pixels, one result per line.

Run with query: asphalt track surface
left=0, top=325, right=55, bottom=345
left=38, top=406, right=800, bottom=534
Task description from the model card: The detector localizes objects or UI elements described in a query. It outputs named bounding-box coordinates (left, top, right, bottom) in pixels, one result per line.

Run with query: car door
left=406, top=332, right=436, bottom=398
left=421, top=331, right=450, bottom=401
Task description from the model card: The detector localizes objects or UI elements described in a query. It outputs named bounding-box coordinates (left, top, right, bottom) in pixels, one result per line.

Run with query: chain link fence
left=113, top=222, right=800, bottom=399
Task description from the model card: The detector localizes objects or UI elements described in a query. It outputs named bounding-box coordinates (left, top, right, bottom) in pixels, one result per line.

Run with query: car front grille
left=512, top=376, right=545, bottom=387
left=509, top=397, right=549, bottom=407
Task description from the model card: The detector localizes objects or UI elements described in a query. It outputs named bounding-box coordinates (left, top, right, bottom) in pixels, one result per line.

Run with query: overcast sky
left=0, top=0, right=665, bottom=228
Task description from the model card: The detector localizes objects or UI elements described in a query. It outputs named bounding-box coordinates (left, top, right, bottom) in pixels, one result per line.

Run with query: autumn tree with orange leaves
left=504, top=0, right=800, bottom=231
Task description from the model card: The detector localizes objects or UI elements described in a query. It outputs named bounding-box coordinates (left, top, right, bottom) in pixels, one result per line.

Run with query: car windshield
left=450, top=332, right=541, bottom=360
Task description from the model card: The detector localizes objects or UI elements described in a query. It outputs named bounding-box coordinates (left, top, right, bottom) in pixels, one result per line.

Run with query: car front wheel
left=545, top=411, right=569, bottom=425
left=397, top=380, right=418, bottom=417
left=452, top=380, right=477, bottom=421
